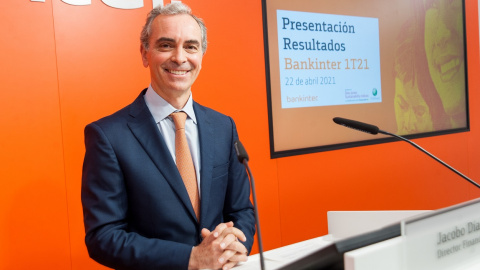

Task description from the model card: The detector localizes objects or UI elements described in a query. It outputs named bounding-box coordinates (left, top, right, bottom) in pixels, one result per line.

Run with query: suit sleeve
left=223, top=117, right=257, bottom=254
left=81, top=123, right=192, bottom=270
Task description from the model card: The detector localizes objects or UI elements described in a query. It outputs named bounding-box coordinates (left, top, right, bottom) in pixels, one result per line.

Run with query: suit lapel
left=127, top=91, right=197, bottom=221
left=194, top=102, right=214, bottom=225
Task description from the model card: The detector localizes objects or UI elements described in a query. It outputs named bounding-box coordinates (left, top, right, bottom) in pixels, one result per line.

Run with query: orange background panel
left=0, top=0, right=71, bottom=269
left=0, top=0, right=479, bottom=269
left=52, top=2, right=150, bottom=268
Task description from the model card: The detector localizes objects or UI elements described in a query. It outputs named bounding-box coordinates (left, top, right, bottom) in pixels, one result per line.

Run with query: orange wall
left=1, top=0, right=479, bottom=269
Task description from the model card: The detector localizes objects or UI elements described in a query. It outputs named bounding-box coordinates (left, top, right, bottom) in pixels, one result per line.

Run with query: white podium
left=344, top=198, right=480, bottom=270
left=236, top=197, right=480, bottom=270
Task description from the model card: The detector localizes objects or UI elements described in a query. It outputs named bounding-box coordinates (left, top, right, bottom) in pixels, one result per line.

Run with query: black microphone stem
left=243, top=159, right=265, bottom=270
left=379, top=129, right=480, bottom=189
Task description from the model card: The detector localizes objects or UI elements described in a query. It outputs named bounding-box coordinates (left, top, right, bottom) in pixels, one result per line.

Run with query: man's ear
left=140, top=44, right=149, bottom=68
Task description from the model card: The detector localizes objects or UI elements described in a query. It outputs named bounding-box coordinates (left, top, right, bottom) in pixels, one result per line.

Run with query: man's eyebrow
left=154, top=37, right=175, bottom=44
left=154, top=37, right=200, bottom=45
left=153, top=37, right=201, bottom=47
left=184, top=39, right=200, bottom=45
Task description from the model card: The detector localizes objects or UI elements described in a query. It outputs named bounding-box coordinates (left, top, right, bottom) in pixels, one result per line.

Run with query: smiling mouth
left=167, top=69, right=188, bottom=75
left=435, top=56, right=462, bottom=82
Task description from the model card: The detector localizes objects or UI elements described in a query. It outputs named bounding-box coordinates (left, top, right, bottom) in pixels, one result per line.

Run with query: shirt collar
left=144, top=85, right=197, bottom=124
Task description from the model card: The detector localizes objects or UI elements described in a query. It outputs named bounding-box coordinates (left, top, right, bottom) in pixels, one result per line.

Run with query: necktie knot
left=171, top=111, right=187, bottom=130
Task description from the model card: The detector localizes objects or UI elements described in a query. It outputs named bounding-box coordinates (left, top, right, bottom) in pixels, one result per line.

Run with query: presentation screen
left=262, top=0, right=469, bottom=158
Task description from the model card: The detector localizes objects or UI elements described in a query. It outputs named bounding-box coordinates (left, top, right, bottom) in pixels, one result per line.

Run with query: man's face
left=424, top=0, right=465, bottom=116
left=141, top=14, right=203, bottom=100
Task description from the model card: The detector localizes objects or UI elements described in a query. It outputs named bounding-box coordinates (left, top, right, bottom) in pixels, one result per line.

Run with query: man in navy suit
left=81, top=2, right=256, bottom=269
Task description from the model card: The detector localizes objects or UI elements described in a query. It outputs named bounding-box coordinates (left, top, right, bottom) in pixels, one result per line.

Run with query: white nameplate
left=401, top=198, right=480, bottom=270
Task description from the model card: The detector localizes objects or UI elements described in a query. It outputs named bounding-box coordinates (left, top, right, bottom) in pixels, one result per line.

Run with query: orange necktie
left=170, top=112, right=200, bottom=220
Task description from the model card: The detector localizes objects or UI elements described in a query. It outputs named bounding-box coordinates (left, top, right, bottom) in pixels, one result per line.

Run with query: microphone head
left=234, top=140, right=249, bottom=163
left=333, top=117, right=379, bottom=135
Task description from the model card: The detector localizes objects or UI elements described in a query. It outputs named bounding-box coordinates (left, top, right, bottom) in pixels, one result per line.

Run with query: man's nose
left=171, top=47, right=187, bottom=64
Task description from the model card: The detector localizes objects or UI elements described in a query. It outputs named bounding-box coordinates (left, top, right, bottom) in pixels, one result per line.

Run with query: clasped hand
left=189, top=221, right=248, bottom=270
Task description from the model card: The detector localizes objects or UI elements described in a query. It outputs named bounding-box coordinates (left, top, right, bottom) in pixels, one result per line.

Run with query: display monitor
left=262, top=0, right=469, bottom=158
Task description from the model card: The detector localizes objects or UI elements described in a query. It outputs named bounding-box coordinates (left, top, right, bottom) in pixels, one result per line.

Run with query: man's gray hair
left=140, top=2, right=207, bottom=54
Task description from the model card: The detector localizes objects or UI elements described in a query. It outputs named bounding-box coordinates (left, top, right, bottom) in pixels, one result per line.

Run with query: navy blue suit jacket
left=81, top=90, right=255, bottom=270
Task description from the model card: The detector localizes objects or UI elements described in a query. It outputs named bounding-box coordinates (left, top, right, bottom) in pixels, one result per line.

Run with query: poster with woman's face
left=395, top=0, right=467, bottom=135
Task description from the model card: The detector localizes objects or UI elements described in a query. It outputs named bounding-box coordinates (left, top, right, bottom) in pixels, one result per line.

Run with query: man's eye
left=158, top=43, right=173, bottom=49
left=185, top=45, right=199, bottom=52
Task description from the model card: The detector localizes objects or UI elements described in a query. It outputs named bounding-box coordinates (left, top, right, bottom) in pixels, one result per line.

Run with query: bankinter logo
left=30, top=0, right=181, bottom=10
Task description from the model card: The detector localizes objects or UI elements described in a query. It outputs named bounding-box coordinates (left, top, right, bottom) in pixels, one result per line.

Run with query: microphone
left=235, top=140, right=249, bottom=163
left=234, top=140, right=265, bottom=270
left=333, top=117, right=379, bottom=135
left=333, top=117, right=480, bottom=189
